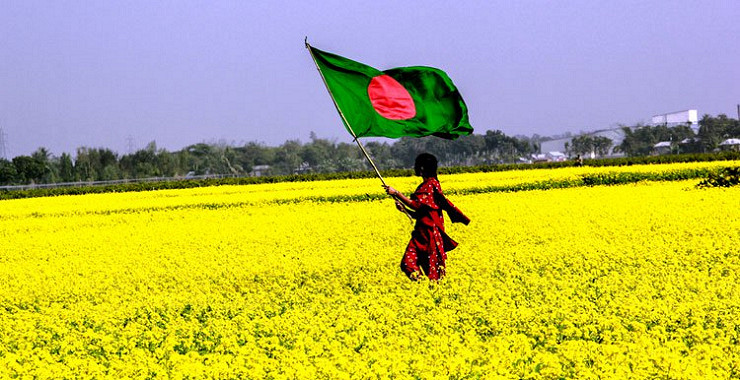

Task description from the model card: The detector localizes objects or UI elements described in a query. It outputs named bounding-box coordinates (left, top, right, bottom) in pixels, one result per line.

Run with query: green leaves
left=2, top=152, right=740, bottom=201
left=697, top=167, right=740, bottom=188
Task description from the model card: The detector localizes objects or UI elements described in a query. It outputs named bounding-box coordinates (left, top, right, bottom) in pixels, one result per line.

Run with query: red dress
left=401, top=177, right=470, bottom=280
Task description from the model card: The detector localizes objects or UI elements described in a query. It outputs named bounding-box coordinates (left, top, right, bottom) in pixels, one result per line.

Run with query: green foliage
left=698, top=114, right=740, bottom=152
left=3, top=152, right=738, bottom=201
left=616, top=123, right=697, bottom=156
left=11, top=155, right=46, bottom=184
left=435, top=151, right=740, bottom=176
left=579, top=169, right=709, bottom=186
left=567, top=135, right=613, bottom=157
left=0, top=159, right=19, bottom=185
left=0, top=130, right=540, bottom=187
left=697, top=167, right=740, bottom=188
left=3, top=114, right=739, bottom=188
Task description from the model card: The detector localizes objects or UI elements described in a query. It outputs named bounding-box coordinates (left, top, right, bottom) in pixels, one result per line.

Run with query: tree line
left=0, top=130, right=538, bottom=186
left=1, top=114, right=737, bottom=186
left=615, top=114, right=740, bottom=156
left=564, top=114, right=740, bottom=158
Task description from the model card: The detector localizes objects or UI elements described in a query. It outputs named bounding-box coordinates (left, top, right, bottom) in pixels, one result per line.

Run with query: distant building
left=530, top=152, right=567, bottom=162
left=294, top=162, right=311, bottom=174
left=539, top=128, right=625, bottom=158
left=720, top=138, right=740, bottom=152
left=651, top=110, right=698, bottom=131
left=538, top=138, right=567, bottom=156
left=653, top=141, right=673, bottom=155
left=531, top=153, right=548, bottom=163
left=547, top=151, right=567, bottom=162
left=250, top=165, right=271, bottom=177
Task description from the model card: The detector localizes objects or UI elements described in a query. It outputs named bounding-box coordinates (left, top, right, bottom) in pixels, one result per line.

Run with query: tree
left=482, top=130, right=529, bottom=163
left=5, top=113, right=733, bottom=185
left=156, top=149, right=179, bottom=177
left=670, top=124, right=695, bottom=142
left=0, top=158, right=18, bottom=185
left=31, top=147, right=56, bottom=183
left=239, top=142, right=276, bottom=174
left=617, top=125, right=661, bottom=157
left=218, top=146, right=243, bottom=175
left=74, top=147, right=96, bottom=181
left=569, top=135, right=594, bottom=157
left=12, top=155, right=45, bottom=184
left=698, top=114, right=738, bottom=152
left=76, top=147, right=120, bottom=181
left=390, top=137, right=426, bottom=167
left=593, top=136, right=613, bottom=157
left=181, top=143, right=215, bottom=175
left=98, top=148, right=120, bottom=180
left=334, top=142, right=365, bottom=171
left=301, top=133, right=335, bottom=172
left=365, top=141, right=399, bottom=169
left=58, top=153, right=75, bottom=182
left=273, top=140, right=302, bottom=175
left=445, top=134, right=485, bottom=165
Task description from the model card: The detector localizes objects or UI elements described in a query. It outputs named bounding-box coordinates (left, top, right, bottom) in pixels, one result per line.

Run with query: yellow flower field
left=1, top=162, right=739, bottom=379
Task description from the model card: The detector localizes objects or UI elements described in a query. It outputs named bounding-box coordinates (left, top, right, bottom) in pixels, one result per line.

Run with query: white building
left=651, top=110, right=698, bottom=130
left=720, top=138, right=740, bottom=151
left=653, top=141, right=673, bottom=155
left=539, top=128, right=626, bottom=158
left=250, top=165, right=271, bottom=177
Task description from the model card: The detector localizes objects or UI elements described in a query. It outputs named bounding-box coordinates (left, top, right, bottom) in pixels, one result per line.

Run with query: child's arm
left=394, top=199, right=418, bottom=218
left=383, top=186, right=418, bottom=210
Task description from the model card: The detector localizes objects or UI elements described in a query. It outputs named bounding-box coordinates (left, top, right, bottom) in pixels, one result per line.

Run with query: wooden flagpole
left=305, top=39, right=386, bottom=185
left=305, top=39, right=412, bottom=221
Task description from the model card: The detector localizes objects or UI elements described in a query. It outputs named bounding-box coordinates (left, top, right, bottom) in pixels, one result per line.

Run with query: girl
left=383, top=153, right=470, bottom=280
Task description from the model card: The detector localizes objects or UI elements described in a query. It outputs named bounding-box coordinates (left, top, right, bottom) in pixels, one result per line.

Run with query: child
left=383, top=153, right=470, bottom=280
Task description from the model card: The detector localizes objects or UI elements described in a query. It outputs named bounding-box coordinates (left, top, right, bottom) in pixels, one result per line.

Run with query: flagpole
left=305, top=39, right=387, bottom=185
left=306, top=39, right=412, bottom=221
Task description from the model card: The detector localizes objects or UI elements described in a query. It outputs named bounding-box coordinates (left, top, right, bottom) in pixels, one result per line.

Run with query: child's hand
left=382, top=185, right=397, bottom=197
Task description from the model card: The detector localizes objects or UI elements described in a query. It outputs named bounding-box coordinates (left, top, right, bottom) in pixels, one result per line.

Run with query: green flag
left=308, top=45, right=473, bottom=140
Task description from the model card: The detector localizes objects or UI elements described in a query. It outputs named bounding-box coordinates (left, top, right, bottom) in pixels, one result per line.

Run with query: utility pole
left=126, top=135, right=137, bottom=154
left=0, top=127, right=7, bottom=160
left=737, top=104, right=739, bottom=121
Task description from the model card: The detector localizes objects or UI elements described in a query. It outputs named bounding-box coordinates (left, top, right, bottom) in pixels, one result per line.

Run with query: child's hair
left=415, top=153, right=438, bottom=178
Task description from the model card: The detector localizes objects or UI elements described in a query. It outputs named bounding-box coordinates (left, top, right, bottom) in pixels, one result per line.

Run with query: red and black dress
left=401, top=177, right=470, bottom=280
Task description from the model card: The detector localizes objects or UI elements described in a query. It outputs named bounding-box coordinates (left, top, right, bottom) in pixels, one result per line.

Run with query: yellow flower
left=0, top=161, right=739, bottom=378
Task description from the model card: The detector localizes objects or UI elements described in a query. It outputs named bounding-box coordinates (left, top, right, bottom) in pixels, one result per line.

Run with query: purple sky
left=1, top=0, right=738, bottom=158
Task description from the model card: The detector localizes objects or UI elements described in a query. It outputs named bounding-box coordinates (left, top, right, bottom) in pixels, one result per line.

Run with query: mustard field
left=1, top=161, right=739, bottom=379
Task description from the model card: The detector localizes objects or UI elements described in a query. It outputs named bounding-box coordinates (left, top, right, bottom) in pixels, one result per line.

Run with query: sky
left=1, top=0, right=738, bottom=159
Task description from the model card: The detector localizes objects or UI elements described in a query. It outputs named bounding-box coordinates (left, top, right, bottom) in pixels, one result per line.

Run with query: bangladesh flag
left=308, top=45, right=473, bottom=140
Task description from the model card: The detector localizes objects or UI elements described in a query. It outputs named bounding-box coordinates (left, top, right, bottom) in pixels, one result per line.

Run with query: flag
left=308, top=45, right=473, bottom=140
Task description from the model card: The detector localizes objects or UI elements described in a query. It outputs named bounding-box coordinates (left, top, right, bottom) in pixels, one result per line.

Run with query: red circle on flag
left=367, top=75, right=416, bottom=120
